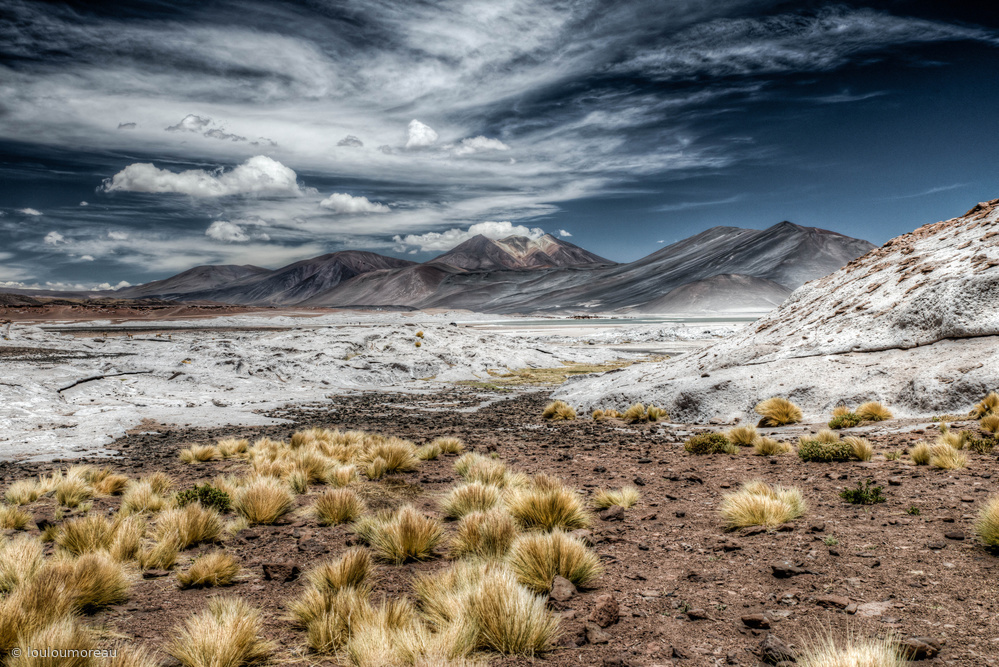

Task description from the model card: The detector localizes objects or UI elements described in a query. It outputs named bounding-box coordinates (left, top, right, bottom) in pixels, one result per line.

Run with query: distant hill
left=431, top=233, right=612, bottom=271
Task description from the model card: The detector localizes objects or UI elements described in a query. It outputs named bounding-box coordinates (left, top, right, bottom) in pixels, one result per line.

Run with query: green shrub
left=839, top=479, right=886, bottom=505
left=828, top=413, right=862, bottom=429
left=684, top=433, right=737, bottom=455
left=968, top=436, right=998, bottom=454
left=176, top=484, right=232, bottom=513
left=797, top=439, right=855, bottom=462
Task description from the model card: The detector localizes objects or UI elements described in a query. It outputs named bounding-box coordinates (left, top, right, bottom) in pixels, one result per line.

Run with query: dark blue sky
left=1, top=1, right=997, bottom=289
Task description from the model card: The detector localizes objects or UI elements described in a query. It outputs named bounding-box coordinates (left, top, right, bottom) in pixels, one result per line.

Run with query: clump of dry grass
left=930, top=444, right=967, bottom=470
left=0, top=504, right=31, bottom=530
left=0, top=535, right=43, bottom=592
left=506, top=530, right=602, bottom=593
left=937, top=426, right=971, bottom=450
left=972, top=391, right=999, bottom=419
left=54, top=476, right=93, bottom=508
left=155, top=504, right=223, bottom=549
left=179, top=444, right=219, bottom=463
left=143, top=471, right=174, bottom=495
left=592, top=486, right=640, bottom=509
left=64, top=551, right=132, bottom=612
left=455, top=453, right=509, bottom=487
left=752, top=437, right=792, bottom=456
left=109, top=515, right=146, bottom=561
left=344, top=598, right=428, bottom=667
left=354, top=505, right=444, bottom=564
left=975, top=495, right=999, bottom=548
left=287, top=469, right=310, bottom=494
left=121, top=480, right=168, bottom=515
left=93, top=472, right=130, bottom=496
left=464, top=566, right=560, bottom=655
left=105, top=643, right=162, bottom=667
left=218, top=437, right=249, bottom=458
left=755, top=397, right=803, bottom=426
left=363, top=439, right=421, bottom=475
left=720, top=480, right=806, bottom=529
left=323, top=464, right=358, bottom=487
left=289, top=549, right=374, bottom=635
left=56, top=513, right=119, bottom=555
left=796, top=633, right=906, bottom=667
left=441, top=482, right=501, bottom=519
left=4, top=478, right=42, bottom=505
left=0, top=570, right=74, bottom=654
left=856, top=401, right=892, bottom=422
left=541, top=400, right=576, bottom=421
left=450, top=509, right=518, bottom=560
left=7, top=617, right=97, bottom=667
left=981, top=414, right=999, bottom=434
left=138, top=538, right=180, bottom=570
left=365, top=457, right=388, bottom=480
left=417, top=443, right=442, bottom=460
left=302, top=588, right=373, bottom=654
left=621, top=402, right=666, bottom=423
left=726, top=425, right=758, bottom=446
left=831, top=405, right=852, bottom=418
left=166, top=596, right=274, bottom=667
left=815, top=429, right=840, bottom=443
left=843, top=436, right=874, bottom=461
left=178, top=550, right=240, bottom=589
left=313, top=488, right=366, bottom=526
left=591, top=409, right=605, bottom=421
left=432, top=437, right=466, bottom=455
left=505, top=475, right=591, bottom=532
left=304, top=548, right=374, bottom=596
left=234, top=477, right=294, bottom=525
left=910, top=441, right=932, bottom=465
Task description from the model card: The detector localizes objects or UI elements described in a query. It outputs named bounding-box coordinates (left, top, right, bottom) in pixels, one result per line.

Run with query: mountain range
left=83, top=224, right=878, bottom=313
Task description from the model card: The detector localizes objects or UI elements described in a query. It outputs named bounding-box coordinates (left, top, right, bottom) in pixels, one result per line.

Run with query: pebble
left=588, top=594, right=620, bottom=628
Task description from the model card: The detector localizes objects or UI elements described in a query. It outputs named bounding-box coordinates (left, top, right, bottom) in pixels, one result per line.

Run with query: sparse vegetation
left=541, top=400, right=576, bottom=421
left=177, top=550, right=240, bottom=589
left=796, top=633, right=906, bottom=667
left=910, top=441, right=932, bottom=465
left=217, top=437, right=249, bottom=458
left=166, top=597, right=274, bottom=667
left=980, top=413, right=999, bottom=434
left=752, top=436, right=792, bottom=456
left=720, top=480, right=806, bottom=529
left=856, top=401, right=892, bottom=421
left=840, top=478, right=887, bottom=505
left=0, top=535, right=43, bottom=593
left=971, top=391, right=999, bottom=419
left=354, top=505, right=444, bottom=563
left=417, top=443, right=441, bottom=460
left=4, top=479, right=41, bottom=505
left=930, top=444, right=967, bottom=470
left=968, top=435, right=998, bottom=454
left=828, top=412, right=862, bottom=429
left=974, top=495, right=999, bottom=548
left=755, top=397, right=803, bottom=426
left=505, top=475, right=591, bottom=531
left=313, top=488, right=366, bottom=526
left=592, top=486, right=640, bottom=509
left=843, top=435, right=874, bottom=461
left=176, top=483, right=232, bottom=513
left=507, top=530, right=602, bottom=593
left=621, top=402, right=666, bottom=423
left=234, top=477, right=294, bottom=525
left=885, top=450, right=901, bottom=461
left=685, top=433, right=738, bottom=455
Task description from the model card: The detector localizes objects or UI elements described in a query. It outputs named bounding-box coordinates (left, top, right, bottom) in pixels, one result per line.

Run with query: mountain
left=555, top=198, right=999, bottom=420
left=634, top=274, right=792, bottom=314
left=115, top=264, right=269, bottom=299
left=431, top=233, right=612, bottom=271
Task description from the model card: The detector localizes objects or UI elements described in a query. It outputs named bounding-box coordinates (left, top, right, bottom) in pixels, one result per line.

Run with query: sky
left=1, top=0, right=998, bottom=290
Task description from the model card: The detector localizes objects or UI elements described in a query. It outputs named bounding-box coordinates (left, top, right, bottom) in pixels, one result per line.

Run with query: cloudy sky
left=1, top=1, right=998, bottom=289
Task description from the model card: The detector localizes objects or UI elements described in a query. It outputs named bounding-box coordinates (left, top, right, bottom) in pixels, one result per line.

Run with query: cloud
left=205, top=220, right=250, bottom=242
left=655, top=195, right=743, bottom=212
left=204, top=128, right=247, bottom=142
left=394, top=221, right=546, bottom=252
left=101, top=156, right=304, bottom=197
left=881, top=183, right=969, bottom=200
left=406, top=119, right=439, bottom=149
left=166, top=114, right=212, bottom=133
left=19, top=208, right=42, bottom=216
left=107, top=230, right=129, bottom=240
left=79, top=201, right=89, bottom=206
left=319, top=193, right=390, bottom=214
left=97, top=281, right=132, bottom=290
left=338, top=135, right=363, bottom=148
left=452, top=136, right=510, bottom=156
left=44, top=231, right=65, bottom=245
left=558, top=229, right=572, bottom=237
left=79, top=255, right=95, bottom=261
left=116, top=122, right=137, bottom=130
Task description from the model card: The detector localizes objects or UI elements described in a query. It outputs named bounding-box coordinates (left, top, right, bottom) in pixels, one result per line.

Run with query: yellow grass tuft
left=179, top=444, right=219, bottom=463
left=622, top=402, right=646, bottom=423
left=726, top=425, right=758, bottom=446
left=56, top=514, right=118, bottom=555
left=4, top=478, right=42, bottom=505
left=138, top=538, right=179, bottom=570
left=755, top=397, right=803, bottom=426
left=313, top=488, right=366, bottom=526
left=972, top=391, right=999, bottom=419
left=289, top=550, right=374, bottom=632
left=7, top=617, right=97, bottom=667
left=354, top=505, right=444, bottom=564
left=592, top=409, right=605, bottom=421
left=432, top=437, right=466, bottom=455
left=363, top=439, right=421, bottom=475
left=797, top=633, right=906, bottom=667
left=930, top=444, right=967, bottom=470
left=440, top=482, right=502, bottom=519
left=166, top=597, right=274, bottom=667
left=121, top=480, right=168, bottom=515
left=217, top=437, right=249, bottom=458
left=0, top=570, right=75, bottom=654
left=592, top=486, right=640, bottom=509
left=93, top=472, right=129, bottom=496
left=910, top=441, right=931, bottom=465
left=937, top=428, right=971, bottom=450
left=843, top=436, right=874, bottom=462
left=105, top=643, right=162, bottom=667
left=541, top=400, right=576, bottom=421
left=856, top=401, right=893, bottom=421
left=455, top=452, right=509, bottom=486
left=505, top=476, right=591, bottom=531
left=0, top=535, right=44, bottom=593
left=752, top=437, right=792, bottom=456
left=177, top=550, right=240, bottom=589
left=54, top=476, right=93, bottom=508
left=464, top=566, right=559, bottom=655
left=506, top=530, right=602, bottom=593
left=302, top=588, right=373, bottom=654
left=831, top=405, right=852, bottom=418
left=450, top=509, right=518, bottom=560
left=417, top=443, right=442, bottom=460
left=720, top=480, right=806, bottom=529
left=64, top=551, right=132, bottom=612
left=815, top=429, right=840, bottom=443
left=234, top=477, right=294, bottom=525
left=143, top=471, right=174, bottom=495
left=155, top=504, right=223, bottom=549
left=981, top=414, right=999, bottom=434
left=345, top=597, right=428, bottom=667
left=323, top=464, right=358, bottom=487
left=975, top=495, right=999, bottom=548
left=365, top=457, right=388, bottom=480
left=0, top=504, right=31, bottom=530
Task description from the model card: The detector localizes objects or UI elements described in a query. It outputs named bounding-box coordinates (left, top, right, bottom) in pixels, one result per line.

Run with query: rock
left=855, top=600, right=893, bottom=617
left=944, top=531, right=965, bottom=540
left=141, top=569, right=171, bottom=579
left=261, top=561, right=300, bottom=582
left=671, top=646, right=689, bottom=659
left=896, top=637, right=942, bottom=660
left=570, top=529, right=594, bottom=546
left=771, top=562, right=818, bottom=578
left=807, top=522, right=825, bottom=533
left=550, top=575, right=577, bottom=602
left=599, top=505, right=625, bottom=522
left=602, top=656, right=640, bottom=667
left=560, top=609, right=577, bottom=620
left=740, top=526, right=766, bottom=537
left=926, top=541, right=947, bottom=550
left=686, top=608, right=711, bottom=620
left=888, top=477, right=902, bottom=486
left=741, top=614, right=771, bottom=629
left=585, top=622, right=611, bottom=644
left=814, top=595, right=850, bottom=609
left=589, top=594, right=620, bottom=628
left=756, top=634, right=796, bottom=664
left=633, top=476, right=646, bottom=485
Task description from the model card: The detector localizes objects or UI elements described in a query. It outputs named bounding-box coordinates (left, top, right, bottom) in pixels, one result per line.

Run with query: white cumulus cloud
left=452, top=136, right=510, bottom=156
left=101, top=156, right=303, bottom=198
left=108, top=230, right=129, bottom=240
left=166, top=114, right=212, bottom=132
left=79, top=255, right=95, bottom=261
left=558, top=229, right=572, bottom=237
left=406, top=119, right=439, bottom=149
left=19, top=208, right=42, bottom=216
left=319, top=193, right=390, bottom=214
left=394, top=221, right=546, bottom=252
left=44, top=231, right=65, bottom=245
left=206, top=220, right=250, bottom=242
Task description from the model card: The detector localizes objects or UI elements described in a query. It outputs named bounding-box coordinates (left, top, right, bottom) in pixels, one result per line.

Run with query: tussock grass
left=592, top=486, right=640, bottom=509
left=105, top=644, right=161, bottom=667
left=541, top=400, right=576, bottom=421
left=0, top=503, right=31, bottom=530
left=450, top=509, right=518, bottom=560
left=930, top=444, right=967, bottom=470
left=54, top=476, right=93, bottom=508
left=354, top=505, right=444, bottom=564
left=621, top=402, right=666, bottom=423
left=592, top=409, right=605, bottom=421
left=178, top=550, right=240, bottom=589
left=726, top=425, right=758, bottom=446
left=972, top=391, right=999, bottom=419
left=121, top=480, right=168, bottom=515
left=505, top=476, right=591, bottom=531
left=56, top=514, right=118, bottom=555
left=432, top=437, right=466, bottom=455
left=455, top=453, right=509, bottom=487
left=302, top=588, right=372, bottom=654
left=981, top=414, right=999, bottom=434
left=417, top=443, right=442, bottom=461
left=0, top=571, right=75, bottom=654
left=752, top=437, right=792, bottom=456
left=413, top=561, right=487, bottom=630
left=93, top=472, right=129, bottom=496
left=345, top=598, right=428, bottom=667
left=289, top=550, right=374, bottom=632
left=138, top=539, right=179, bottom=570
left=143, top=471, right=174, bottom=495
left=7, top=617, right=97, bottom=667
left=234, top=477, right=294, bottom=525
left=796, top=633, right=906, bottom=667
left=975, top=495, right=999, bottom=548
left=290, top=450, right=331, bottom=485
left=0, top=535, right=43, bottom=592
left=287, top=470, right=309, bottom=494
left=179, top=444, right=219, bottom=463
left=646, top=405, right=666, bottom=421
left=507, top=530, right=602, bottom=593
left=685, top=433, right=738, bottom=455
left=363, top=439, right=420, bottom=475
left=4, top=478, right=42, bottom=505
left=64, top=551, right=132, bottom=612
left=755, top=397, right=803, bottom=426
left=720, top=480, right=806, bottom=529
left=365, top=457, right=388, bottom=480
left=217, top=437, right=249, bottom=458
left=910, top=441, right=932, bottom=465
left=856, top=401, right=892, bottom=421
left=166, top=597, right=274, bottom=667
left=465, top=566, right=559, bottom=655
left=937, top=427, right=971, bottom=450
left=155, top=504, right=223, bottom=549
left=323, top=464, right=358, bottom=487
left=108, top=515, right=146, bottom=561
left=831, top=405, right=852, bottom=418
left=440, top=482, right=501, bottom=519
left=843, top=436, right=874, bottom=462
left=313, top=488, right=366, bottom=526
left=815, top=429, right=840, bottom=443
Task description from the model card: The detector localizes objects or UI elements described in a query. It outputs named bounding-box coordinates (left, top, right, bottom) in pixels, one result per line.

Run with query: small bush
left=450, top=509, right=518, bottom=560
left=971, top=391, right=999, bottom=419
left=828, top=413, right=862, bottom=429
left=365, top=457, right=388, bottom=480
left=177, top=551, right=240, bottom=589
left=720, top=481, right=806, bottom=529
left=56, top=514, right=118, bottom=555
left=505, top=476, right=591, bottom=532
left=506, top=530, right=602, bottom=593
left=541, top=400, right=576, bottom=421
left=797, top=439, right=855, bottom=462
left=974, top=495, right=999, bottom=548
left=937, top=427, right=971, bottom=450
left=234, top=477, right=294, bottom=525
left=179, top=444, right=219, bottom=463
left=166, top=597, right=274, bottom=667
left=969, top=436, right=998, bottom=454
left=910, top=442, right=931, bottom=465
left=363, top=439, right=420, bottom=475
left=176, top=484, right=232, bottom=513
left=416, top=331, right=425, bottom=338
left=139, top=539, right=179, bottom=570
left=304, top=548, right=374, bottom=596
left=684, top=433, right=736, bottom=455
left=840, top=478, right=886, bottom=505
left=301, top=588, right=372, bottom=654
left=856, top=401, right=892, bottom=421
left=726, top=425, right=758, bottom=446
left=592, top=486, right=640, bottom=509
left=755, top=397, right=802, bottom=426
left=441, top=482, right=501, bottom=519
left=930, top=444, right=967, bottom=470
left=752, top=437, right=792, bottom=456
left=313, top=488, right=366, bottom=526
left=354, top=505, right=444, bottom=564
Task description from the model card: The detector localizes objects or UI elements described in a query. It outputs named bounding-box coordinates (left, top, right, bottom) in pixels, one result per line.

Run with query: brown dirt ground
left=2, top=388, right=998, bottom=666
